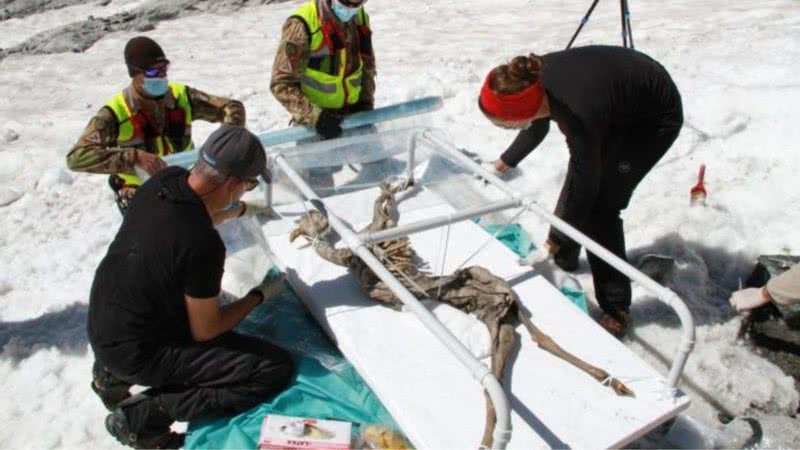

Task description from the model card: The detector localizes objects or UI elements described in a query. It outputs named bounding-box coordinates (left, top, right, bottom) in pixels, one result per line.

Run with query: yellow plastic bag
left=355, top=424, right=413, bottom=449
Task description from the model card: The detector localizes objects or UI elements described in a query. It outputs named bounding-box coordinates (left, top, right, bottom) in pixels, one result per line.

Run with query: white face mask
left=330, top=0, right=361, bottom=22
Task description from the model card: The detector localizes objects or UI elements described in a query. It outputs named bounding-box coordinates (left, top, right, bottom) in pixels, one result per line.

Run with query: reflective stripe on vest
left=106, top=82, right=193, bottom=186
left=292, top=0, right=369, bottom=110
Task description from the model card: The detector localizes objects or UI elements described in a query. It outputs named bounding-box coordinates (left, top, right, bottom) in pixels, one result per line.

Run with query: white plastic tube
left=360, top=197, right=524, bottom=244
left=424, top=130, right=695, bottom=390
left=273, top=154, right=513, bottom=449
left=523, top=201, right=695, bottom=388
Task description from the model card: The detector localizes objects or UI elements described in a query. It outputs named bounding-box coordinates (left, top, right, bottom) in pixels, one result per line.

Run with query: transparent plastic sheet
left=216, top=216, right=273, bottom=298
left=214, top=217, right=347, bottom=371
left=217, top=214, right=271, bottom=255
left=234, top=268, right=348, bottom=373
left=265, top=127, right=517, bottom=229
left=266, top=126, right=592, bottom=315
left=245, top=125, right=592, bottom=343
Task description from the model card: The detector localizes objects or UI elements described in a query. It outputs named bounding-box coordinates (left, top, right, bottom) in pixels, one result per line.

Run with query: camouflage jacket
left=66, top=86, right=245, bottom=175
left=270, top=15, right=377, bottom=127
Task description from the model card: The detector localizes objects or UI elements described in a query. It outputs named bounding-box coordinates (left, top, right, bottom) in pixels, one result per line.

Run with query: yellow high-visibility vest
left=292, top=0, right=370, bottom=110
left=106, top=82, right=192, bottom=186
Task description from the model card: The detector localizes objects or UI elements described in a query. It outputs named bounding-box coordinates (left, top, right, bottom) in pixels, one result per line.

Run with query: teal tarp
left=480, top=223, right=534, bottom=259
left=187, top=221, right=587, bottom=448
left=479, top=222, right=589, bottom=314
left=185, top=278, right=396, bottom=449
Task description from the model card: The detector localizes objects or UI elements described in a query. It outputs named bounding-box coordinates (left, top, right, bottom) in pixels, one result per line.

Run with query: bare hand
left=494, top=159, right=512, bottom=173
left=135, top=150, right=167, bottom=175
left=544, top=238, right=560, bottom=256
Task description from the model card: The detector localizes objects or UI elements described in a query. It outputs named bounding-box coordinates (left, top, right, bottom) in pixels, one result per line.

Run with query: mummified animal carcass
left=290, top=182, right=633, bottom=448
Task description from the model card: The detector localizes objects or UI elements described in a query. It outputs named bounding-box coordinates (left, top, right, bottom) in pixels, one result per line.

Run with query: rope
left=435, top=218, right=453, bottom=300
left=452, top=199, right=533, bottom=272
left=376, top=248, right=432, bottom=301
left=366, top=180, right=436, bottom=302
left=294, top=200, right=316, bottom=249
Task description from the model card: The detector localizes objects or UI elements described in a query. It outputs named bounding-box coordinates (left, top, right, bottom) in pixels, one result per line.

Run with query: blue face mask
left=143, top=77, right=169, bottom=97
left=331, top=0, right=360, bottom=22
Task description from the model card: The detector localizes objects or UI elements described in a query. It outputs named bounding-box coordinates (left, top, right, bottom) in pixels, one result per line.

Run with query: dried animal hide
left=290, top=182, right=633, bottom=448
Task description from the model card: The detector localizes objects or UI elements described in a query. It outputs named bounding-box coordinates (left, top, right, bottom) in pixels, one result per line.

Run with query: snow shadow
left=0, top=302, right=89, bottom=363
left=627, top=232, right=756, bottom=328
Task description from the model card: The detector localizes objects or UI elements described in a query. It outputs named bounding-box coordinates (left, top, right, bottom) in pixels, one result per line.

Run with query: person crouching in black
left=87, top=126, right=293, bottom=448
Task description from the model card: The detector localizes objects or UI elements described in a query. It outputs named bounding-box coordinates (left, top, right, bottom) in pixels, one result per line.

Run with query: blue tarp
left=187, top=222, right=587, bottom=449
left=185, top=277, right=397, bottom=449
left=479, top=222, right=589, bottom=314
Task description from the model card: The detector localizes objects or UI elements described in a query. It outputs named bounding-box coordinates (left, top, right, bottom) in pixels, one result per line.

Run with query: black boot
left=91, top=361, right=132, bottom=411
left=105, top=393, right=183, bottom=449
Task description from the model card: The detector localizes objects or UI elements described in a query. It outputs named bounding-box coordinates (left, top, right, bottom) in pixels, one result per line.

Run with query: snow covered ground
left=0, top=0, right=799, bottom=448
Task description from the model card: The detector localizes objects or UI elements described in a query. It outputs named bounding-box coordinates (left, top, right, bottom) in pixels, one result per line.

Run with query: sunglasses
left=130, top=64, right=169, bottom=78
left=242, top=177, right=260, bottom=191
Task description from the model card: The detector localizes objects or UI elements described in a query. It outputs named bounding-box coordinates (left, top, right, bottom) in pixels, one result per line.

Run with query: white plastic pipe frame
left=271, top=153, right=513, bottom=450
left=421, top=130, right=696, bottom=391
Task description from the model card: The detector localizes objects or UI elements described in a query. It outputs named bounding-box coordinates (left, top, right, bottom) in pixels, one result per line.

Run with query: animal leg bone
left=517, top=310, right=634, bottom=397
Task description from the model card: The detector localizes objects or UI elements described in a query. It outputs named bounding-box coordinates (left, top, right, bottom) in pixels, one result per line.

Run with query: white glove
left=518, top=242, right=579, bottom=288
left=518, top=246, right=552, bottom=266
left=518, top=241, right=557, bottom=266
left=249, top=272, right=286, bottom=304
left=729, top=287, right=770, bottom=313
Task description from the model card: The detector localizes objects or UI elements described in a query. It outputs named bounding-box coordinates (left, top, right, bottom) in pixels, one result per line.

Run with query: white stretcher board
left=263, top=186, right=690, bottom=449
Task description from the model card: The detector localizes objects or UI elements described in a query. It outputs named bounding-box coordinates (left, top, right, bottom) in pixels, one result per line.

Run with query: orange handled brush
left=690, top=163, right=707, bottom=206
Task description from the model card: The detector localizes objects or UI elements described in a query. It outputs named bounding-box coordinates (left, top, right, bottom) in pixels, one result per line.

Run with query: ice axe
left=690, top=163, right=707, bottom=206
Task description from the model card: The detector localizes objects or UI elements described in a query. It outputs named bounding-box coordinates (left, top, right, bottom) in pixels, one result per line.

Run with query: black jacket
left=501, top=45, right=683, bottom=222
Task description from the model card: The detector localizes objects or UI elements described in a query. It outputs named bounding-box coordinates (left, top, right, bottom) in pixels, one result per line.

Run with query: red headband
left=479, top=71, right=544, bottom=122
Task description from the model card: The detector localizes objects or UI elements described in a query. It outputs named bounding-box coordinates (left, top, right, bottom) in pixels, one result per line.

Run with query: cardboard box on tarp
left=258, top=414, right=351, bottom=450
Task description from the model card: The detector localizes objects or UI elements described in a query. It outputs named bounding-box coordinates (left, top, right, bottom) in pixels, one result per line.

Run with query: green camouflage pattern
left=270, top=16, right=376, bottom=127
left=66, top=86, right=245, bottom=175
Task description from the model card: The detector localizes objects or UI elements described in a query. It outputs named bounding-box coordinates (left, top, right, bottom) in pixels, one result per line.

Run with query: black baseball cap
left=198, top=126, right=271, bottom=183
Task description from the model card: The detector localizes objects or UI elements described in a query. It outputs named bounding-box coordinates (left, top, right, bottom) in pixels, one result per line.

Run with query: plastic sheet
left=476, top=221, right=589, bottom=314
left=162, top=97, right=443, bottom=169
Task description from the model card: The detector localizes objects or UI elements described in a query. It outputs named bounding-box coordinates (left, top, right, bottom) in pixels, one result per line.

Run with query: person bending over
left=478, top=45, right=683, bottom=337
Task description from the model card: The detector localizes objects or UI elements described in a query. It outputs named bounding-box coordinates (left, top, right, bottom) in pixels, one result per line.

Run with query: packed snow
left=0, top=0, right=798, bottom=448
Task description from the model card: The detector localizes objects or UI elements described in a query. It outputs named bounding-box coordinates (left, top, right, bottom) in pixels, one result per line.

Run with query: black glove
left=350, top=101, right=374, bottom=114
left=315, top=110, right=343, bottom=140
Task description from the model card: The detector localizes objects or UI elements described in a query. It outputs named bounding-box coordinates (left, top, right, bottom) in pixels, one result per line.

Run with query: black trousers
left=549, top=119, right=682, bottom=314
left=96, top=332, right=294, bottom=433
